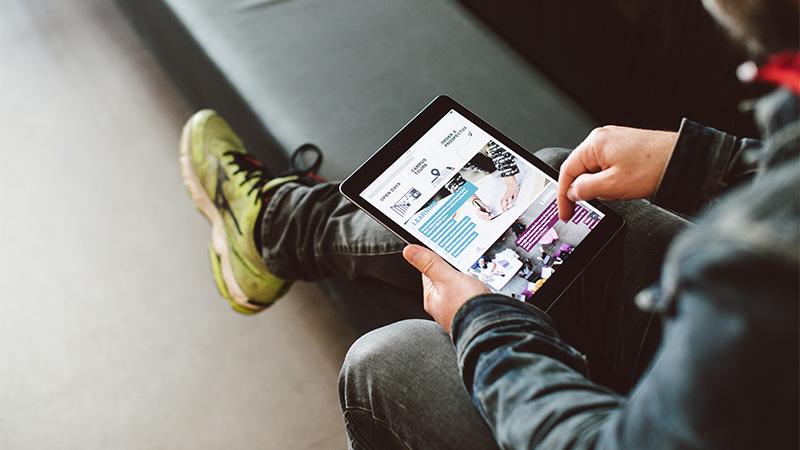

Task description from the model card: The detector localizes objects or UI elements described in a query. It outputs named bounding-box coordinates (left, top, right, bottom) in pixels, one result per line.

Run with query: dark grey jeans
left=261, top=148, right=690, bottom=449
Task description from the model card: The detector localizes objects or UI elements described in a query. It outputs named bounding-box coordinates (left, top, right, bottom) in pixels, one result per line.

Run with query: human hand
left=403, top=245, right=491, bottom=334
left=470, top=195, right=492, bottom=220
left=500, top=176, right=519, bottom=211
left=557, top=126, right=678, bottom=221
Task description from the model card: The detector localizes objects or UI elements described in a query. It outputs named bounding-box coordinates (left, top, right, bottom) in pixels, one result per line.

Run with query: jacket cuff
left=651, top=119, right=740, bottom=216
left=451, top=294, right=557, bottom=352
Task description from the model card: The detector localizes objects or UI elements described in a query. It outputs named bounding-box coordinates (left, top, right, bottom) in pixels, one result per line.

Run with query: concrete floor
left=0, top=0, right=354, bottom=448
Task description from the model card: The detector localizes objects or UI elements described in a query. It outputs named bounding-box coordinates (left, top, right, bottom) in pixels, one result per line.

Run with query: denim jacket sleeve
left=451, top=295, right=626, bottom=449
left=451, top=160, right=799, bottom=449
left=651, top=119, right=761, bottom=217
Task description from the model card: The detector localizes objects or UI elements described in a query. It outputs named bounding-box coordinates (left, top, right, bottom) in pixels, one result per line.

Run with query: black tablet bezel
left=340, top=95, right=624, bottom=311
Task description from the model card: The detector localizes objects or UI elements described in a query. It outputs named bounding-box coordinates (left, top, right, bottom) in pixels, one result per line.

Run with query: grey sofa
left=114, top=0, right=755, bottom=334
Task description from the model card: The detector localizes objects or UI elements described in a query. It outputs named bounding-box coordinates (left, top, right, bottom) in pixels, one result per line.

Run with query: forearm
left=450, top=216, right=797, bottom=449
left=451, top=295, right=624, bottom=449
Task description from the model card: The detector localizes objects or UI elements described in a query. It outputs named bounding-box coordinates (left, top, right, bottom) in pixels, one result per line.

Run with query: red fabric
left=755, top=51, right=800, bottom=96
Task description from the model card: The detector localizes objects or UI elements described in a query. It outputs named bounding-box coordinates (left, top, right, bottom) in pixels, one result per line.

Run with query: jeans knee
left=338, top=319, right=447, bottom=406
left=340, top=320, right=441, bottom=376
left=534, top=147, right=572, bottom=169
left=338, top=320, right=495, bottom=450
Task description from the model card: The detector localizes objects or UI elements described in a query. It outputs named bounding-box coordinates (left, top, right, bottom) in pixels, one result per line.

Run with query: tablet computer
left=340, top=96, right=624, bottom=311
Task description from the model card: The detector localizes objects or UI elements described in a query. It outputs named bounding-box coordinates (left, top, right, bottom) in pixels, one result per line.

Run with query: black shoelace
left=223, top=143, right=325, bottom=204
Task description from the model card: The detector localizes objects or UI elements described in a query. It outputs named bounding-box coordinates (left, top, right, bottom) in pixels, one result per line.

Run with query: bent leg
left=339, top=319, right=499, bottom=450
left=262, top=148, right=689, bottom=391
left=261, top=182, right=421, bottom=292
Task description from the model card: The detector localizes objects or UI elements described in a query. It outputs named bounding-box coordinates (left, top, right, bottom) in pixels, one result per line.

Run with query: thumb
left=403, top=245, right=458, bottom=282
left=569, top=169, right=619, bottom=202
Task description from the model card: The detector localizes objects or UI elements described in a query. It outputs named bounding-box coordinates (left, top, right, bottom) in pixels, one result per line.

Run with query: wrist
left=649, top=129, right=680, bottom=201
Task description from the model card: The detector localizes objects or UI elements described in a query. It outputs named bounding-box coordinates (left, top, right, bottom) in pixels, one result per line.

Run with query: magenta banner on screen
left=515, top=202, right=599, bottom=251
left=515, top=200, right=559, bottom=251
left=571, top=204, right=600, bottom=229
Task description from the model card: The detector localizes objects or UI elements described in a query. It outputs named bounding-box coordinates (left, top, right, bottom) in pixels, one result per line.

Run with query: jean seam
left=314, top=249, right=405, bottom=258
left=314, top=240, right=406, bottom=257
left=261, top=182, right=295, bottom=238
left=629, top=311, right=657, bottom=387
left=264, top=252, right=407, bottom=270
left=344, top=406, right=414, bottom=450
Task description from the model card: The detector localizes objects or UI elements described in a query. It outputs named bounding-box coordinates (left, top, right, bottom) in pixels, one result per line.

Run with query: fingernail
left=404, top=245, right=420, bottom=262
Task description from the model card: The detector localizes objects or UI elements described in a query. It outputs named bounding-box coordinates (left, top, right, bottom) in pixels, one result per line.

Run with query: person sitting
left=178, top=0, right=798, bottom=447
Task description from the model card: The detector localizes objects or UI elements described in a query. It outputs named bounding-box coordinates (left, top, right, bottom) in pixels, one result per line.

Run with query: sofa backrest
left=460, top=0, right=768, bottom=138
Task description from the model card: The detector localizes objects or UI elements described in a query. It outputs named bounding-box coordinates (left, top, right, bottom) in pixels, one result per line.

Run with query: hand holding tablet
left=402, top=244, right=490, bottom=334
left=340, top=96, right=624, bottom=311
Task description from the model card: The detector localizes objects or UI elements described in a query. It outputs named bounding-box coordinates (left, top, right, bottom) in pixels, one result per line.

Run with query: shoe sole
left=179, top=115, right=264, bottom=314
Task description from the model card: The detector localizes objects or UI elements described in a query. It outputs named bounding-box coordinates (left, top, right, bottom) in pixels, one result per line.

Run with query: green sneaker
left=179, top=110, right=321, bottom=314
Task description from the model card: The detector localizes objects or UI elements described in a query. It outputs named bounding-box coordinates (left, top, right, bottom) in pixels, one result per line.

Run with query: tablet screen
left=359, top=109, right=605, bottom=299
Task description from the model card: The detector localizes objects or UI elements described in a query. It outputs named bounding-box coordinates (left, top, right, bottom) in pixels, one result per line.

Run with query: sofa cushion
left=115, top=0, right=600, bottom=333
left=115, top=0, right=596, bottom=180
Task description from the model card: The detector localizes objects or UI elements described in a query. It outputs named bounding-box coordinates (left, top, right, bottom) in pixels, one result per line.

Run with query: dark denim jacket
left=451, top=89, right=799, bottom=449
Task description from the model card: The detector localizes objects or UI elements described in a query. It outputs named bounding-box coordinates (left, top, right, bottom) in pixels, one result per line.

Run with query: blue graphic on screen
left=418, top=182, right=479, bottom=257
